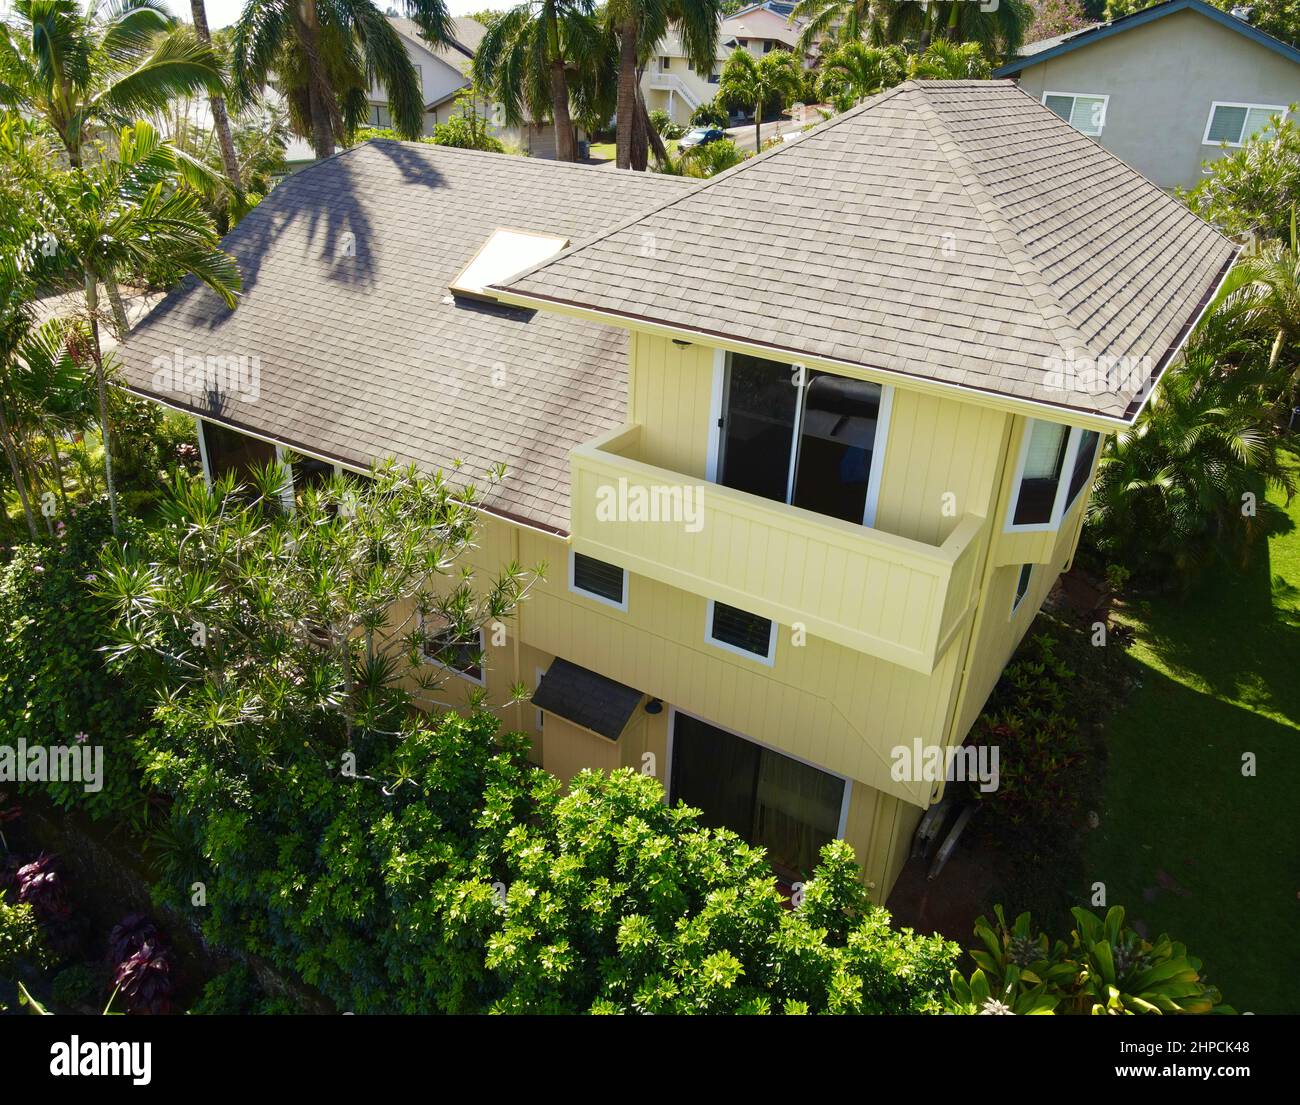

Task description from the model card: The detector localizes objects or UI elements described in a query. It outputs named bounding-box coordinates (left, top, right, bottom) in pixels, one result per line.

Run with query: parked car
left=679, top=126, right=725, bottom=152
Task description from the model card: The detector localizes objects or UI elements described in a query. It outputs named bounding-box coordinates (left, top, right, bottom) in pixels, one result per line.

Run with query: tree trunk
left=45, top=430, right=69, bottom=516
left=636, top=83, right=669, bottom=169
left=549, top=58, right=578, bottom=162
left=190, top=0, right=243, bottom=190
left=754, top=98, right=762, bottom=154
left=615, top=18, right=639, bottom=170
left=0, top=399, right=37, bottom=539
left=295, top=1, right=336, bottom=160
left=105, top=278, right=130, bottom=339
left=84, top=272, right=120, bottom=537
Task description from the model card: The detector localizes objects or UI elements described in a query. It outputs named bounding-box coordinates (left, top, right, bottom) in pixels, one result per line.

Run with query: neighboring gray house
left=995, top=0, right=1300, bottom=189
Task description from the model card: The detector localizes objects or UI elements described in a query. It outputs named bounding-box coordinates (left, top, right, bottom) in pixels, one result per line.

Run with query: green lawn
left=585, top=140, right=678, bottom=163
left=1088, top=453, right=1300, bottom=1013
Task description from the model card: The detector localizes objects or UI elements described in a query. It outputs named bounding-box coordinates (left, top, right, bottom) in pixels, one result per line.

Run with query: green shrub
left=189, top=963, right=263, bottom=1015
left=51, top=962, right=106, bottom=1010
left=647, top=109, right=683, bottom=140
left=0, top=899, right=53, bottom=975
left=689, top=101, right=728, bottom=129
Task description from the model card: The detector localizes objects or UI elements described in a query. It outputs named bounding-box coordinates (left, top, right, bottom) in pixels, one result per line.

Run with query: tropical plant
left=108, top=914, right=175, bottom=1015
left=905, top=38, right=992, bottom=80
left=716, top=47, right=802, bottom=151
left=0, top=899, right=54, bottom=975
left=875, top=0, right=1034, bottom=62
left=1182, top=112, right=1300, bottom=245
left=95, top=456, right=538, bottom=746
left=689, top=98, right=728, bottom=128
left=26, top=120, right=240, bottom=535
left=678, top=135, right=745, bottom=176
left=430, top=91, right=509, bottom=150
left=947, top=905, right=1229, bottom=1014
left=817, top=41, right=905, bottom=110
left=0, top=0, right=227, bottom=167
left=1212, top=210, right=1300, bottom=377
left=607, top=0, right=722, bottom=170
left=790, top=0, right=876, bottom=54
left=648, top=107, right=684, bottom=138
left=472, top=0, right=612, bottom=162
left=1028, top=0, right=1090, bottom=41
left=229, top=0, right=455, bottom=159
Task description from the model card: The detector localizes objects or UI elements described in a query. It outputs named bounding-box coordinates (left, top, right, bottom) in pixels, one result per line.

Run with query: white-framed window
left=1203, top=102, right=1286, bottom=147
left=569, top=549, right=628, bottom=611
left=1043, top=91, right=1109, bottom=136
left=1011, top=563, right=1033, bottom=616
left=705, top=599, right=777, bottom=665
left=660, top=55, right=671, bottom=70
left=419, top=616, right=486, bottom=686
left=1005, top=419, right=1102, bottom=532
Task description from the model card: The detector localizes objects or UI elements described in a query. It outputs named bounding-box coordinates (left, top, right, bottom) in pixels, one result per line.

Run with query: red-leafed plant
left=108, top=914, right=175, bottom=1015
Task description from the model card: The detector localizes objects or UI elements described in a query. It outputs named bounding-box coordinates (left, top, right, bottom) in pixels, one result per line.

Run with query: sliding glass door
left=671, top=712, right=846, bottom=882
left=717, top=354, right=886, bottom=525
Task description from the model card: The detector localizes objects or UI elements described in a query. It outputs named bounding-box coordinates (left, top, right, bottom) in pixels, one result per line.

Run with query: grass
left=1087, top=452, right=1300, bottom=1013
left=585, top=139, right=678, bottom=163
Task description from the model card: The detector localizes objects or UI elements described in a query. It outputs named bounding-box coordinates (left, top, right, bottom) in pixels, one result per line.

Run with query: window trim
left=1004, top=419, right=1100, bottom=533
left=1202, top=101, right=1287, bottom=147
left=568, top=548, right=629, bottom=612
left=1042, top=90, right=1109, bottom=136
left=1011, top=563, right=1033, bottom=617
left=418, top=616, right=487, bottom=686
left=705, top=599, right=777, bottom=666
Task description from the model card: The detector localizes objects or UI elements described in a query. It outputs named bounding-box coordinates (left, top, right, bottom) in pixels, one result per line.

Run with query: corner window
left=420, top=618, right=485, bottom=685
left=706, top=600, right=776, bottom=664
left=570, top=551, right=627, bottom=610
left=1043, top=91, right=1108, bottom=136
left=1203, top=102, right=1286, bottom=147
left=1006, top=420, right=1102, bottom=532
left=1012, top=563, right=1032, bottom=615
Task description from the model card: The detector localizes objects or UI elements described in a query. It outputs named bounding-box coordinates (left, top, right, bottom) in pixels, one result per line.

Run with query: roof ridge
left=909, top=84, right=1097, bottom=361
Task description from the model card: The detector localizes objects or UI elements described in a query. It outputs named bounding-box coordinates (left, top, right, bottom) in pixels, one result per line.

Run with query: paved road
left=725, top=117, right=803, bottom=152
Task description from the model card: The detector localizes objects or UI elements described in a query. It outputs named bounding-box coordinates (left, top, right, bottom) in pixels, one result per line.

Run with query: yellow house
left=119, top=81, right=1236, bottom=902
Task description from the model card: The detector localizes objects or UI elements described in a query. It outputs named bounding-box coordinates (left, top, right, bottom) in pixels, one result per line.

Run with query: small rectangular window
left=1204, top=102, right=1285, bottom=146
left=1043, top=91, right=1108, bottom=136
left=707, top=601, right=776, bottom=663
left=421, top=619, right=485, bottom=685
left=660, top=56, right=671, bottom=70
left=1012, top=564, right=1033, bottom=614
left=1013, top=420, right=1070, bottom=526
left=571, top=552, right=627, bottom=609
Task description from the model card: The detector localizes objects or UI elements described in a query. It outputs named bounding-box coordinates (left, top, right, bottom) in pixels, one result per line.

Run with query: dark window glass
left=791, top=372, right=883, bottom=523
left=1066, top=430, right=1100, bottom=507
left=292, top=456, right=336, bottom=493
left=710, top=601, right=773, bottom=658
left=1014, top=563, right=1032, bottom=611
left=573, top=553, right=625, bottom=605
left=1012, top=420, right=1070, bottom=526
left=422, top=623, right=483, bottom=682
left=719, top=353, right=799, bottom=504
left=201, top=421, right=275, bottom=481
left=671, top=713, right=844, bottom=881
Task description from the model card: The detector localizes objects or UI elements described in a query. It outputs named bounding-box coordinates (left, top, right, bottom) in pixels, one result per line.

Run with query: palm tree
left=817, top=41, right=905, bottom=107
left=230, top=0, right=455, bottom=160
left=716, top=48, right=803, bottom=153
left=875, top=0, right=1033, bottom=61
left=32, top=121, right=242, bottom=535
left=607, top=0, right=721, bottom=171
left=905, top=39, right=991, bottom=80
left=0, top=0, right=227, bottom=167
left=1213, top=211, right=1300, bottom=381
left=789, top=0, right=877, bottom=55
left=472, top=0, right=612, bottom=163
left=189, top=0, right=242, bottom=190
left=0, top=265, right=42, bottom=539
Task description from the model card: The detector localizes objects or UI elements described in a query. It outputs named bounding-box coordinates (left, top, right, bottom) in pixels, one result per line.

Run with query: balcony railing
left=570, top=425, right=986, bottom=675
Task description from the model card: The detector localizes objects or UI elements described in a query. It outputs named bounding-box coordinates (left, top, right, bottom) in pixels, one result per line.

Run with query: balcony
left=569, top=425, right=986, bottom=675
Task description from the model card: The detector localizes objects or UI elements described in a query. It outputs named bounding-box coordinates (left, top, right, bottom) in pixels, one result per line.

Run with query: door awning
left=533, top=659, right=643, bottom=741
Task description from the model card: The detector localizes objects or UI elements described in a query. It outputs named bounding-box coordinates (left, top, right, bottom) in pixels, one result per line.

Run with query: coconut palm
left=230, top=0, right=455, bottom=160
left=789, top=0, right=877, bottom=55
left=0, top=0, right=227, bottom=167
left=189, top=0, right=242, bottom=190
left=716, top=47, right=803, bottom=153
left=472, top=0, right=612, bottom=163
left=31, top=120, right=241, bottom=535
left=607, top=0, right=722, bottom=171
left=905, top=39, right=991, bottom=80
left=817, top=41, right=905, bottom=107
left=875, top=0, right=1034, bottom=61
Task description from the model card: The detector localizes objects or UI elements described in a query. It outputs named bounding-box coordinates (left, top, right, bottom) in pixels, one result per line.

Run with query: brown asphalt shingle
left=116, top=141, right=697, bottom=532
left=500, top=80, right=1238, bottom=421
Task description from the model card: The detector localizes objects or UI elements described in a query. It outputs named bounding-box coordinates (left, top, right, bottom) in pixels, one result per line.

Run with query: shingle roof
left=499, top=80, right=1238, bottom=422
left=532, top=659, right=644, bottom=740
left=389, top=15, right=484, bottom=79
left=116, top=141, right=696, bottom=532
